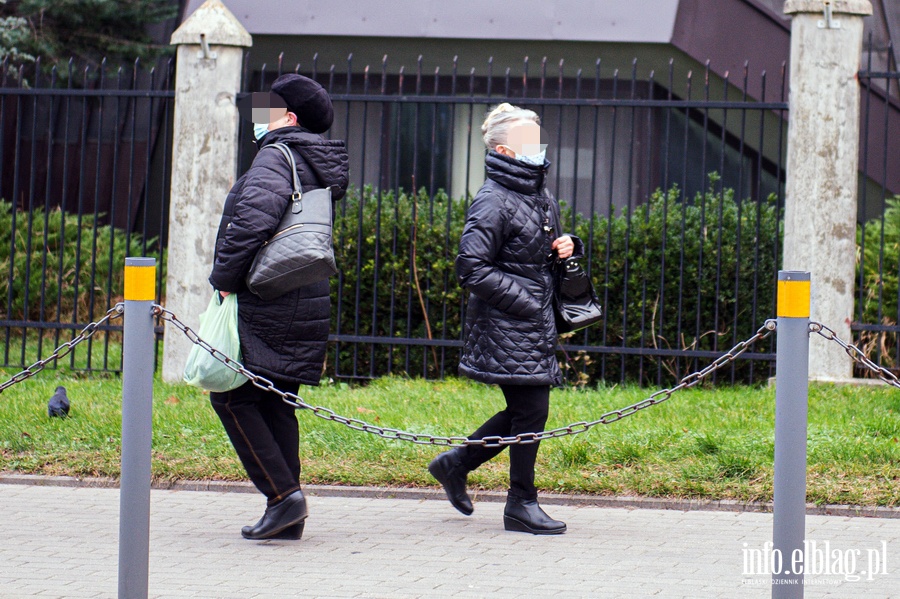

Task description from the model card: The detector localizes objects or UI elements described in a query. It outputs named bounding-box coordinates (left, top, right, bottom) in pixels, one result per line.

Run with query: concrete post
left=782, top=0, right=872, bottom=381
left=119, top=257, right=157, bottom=599
left=772, top=271, right=811, bottom=599
left=162, top=0, right=252, bottom=382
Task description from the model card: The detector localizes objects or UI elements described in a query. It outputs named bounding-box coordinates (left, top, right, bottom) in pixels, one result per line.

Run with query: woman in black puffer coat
left=429, top=103, right=583, bottom=535
left=208, top=74, right=348, bottom=541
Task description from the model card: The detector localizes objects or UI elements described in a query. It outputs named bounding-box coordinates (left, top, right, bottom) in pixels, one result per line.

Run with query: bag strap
left=541, top=200, right=558, bottom=265
left=266, top=142, right=303, bottom=214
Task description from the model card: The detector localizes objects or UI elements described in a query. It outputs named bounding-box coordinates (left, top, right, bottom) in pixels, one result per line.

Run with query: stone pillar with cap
left=781, top=0, right=873, bottom=382
left=162, top=0, right=252, bottom=382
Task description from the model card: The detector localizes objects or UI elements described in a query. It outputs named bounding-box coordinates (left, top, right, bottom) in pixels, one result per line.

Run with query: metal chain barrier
left=809, top=321, right=900, bottom=390
left=7, top=308, right=895, bottom=444
left=0, top=304, right=125, bottom=394
left=158, top=304, right=777, bottom=447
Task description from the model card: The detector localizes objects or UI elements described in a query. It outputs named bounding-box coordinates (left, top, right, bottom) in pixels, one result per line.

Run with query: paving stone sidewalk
left=1, top=482, right=898, bottom=598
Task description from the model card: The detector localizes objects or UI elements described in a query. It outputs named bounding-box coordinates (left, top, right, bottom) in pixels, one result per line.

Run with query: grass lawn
left=1, top=371, right=899, bottom=506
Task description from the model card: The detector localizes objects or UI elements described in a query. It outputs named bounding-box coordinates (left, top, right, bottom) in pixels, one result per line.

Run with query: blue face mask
left=253, top=123, right=270, bottom=141
left=517, top=149, right=546, bottom=166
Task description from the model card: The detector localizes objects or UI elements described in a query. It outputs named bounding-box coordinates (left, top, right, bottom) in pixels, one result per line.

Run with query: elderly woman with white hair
left=428, top=103, right=583, bottom=535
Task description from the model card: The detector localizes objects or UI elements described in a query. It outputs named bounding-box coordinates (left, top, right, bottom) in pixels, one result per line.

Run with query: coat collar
left=255, top=126, right=317, bottom=148
left=485, top=150, right=550, bottom=196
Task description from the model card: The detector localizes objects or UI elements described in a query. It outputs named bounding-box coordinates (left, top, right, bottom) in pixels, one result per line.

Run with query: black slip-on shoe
left=241, top=519, right=305, bottom=540
left=241, top=490, right=309, bottom=540
left=428, top=450, right=474, bottom=516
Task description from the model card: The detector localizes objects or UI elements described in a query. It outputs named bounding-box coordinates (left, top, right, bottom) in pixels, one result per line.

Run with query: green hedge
left=0, top=200, right=164, bottom=324
left=570, top=179, right=781, bottom=384
left=12, top=187, right=897, bottom=382
left=332, top=176, right=783, bottom=384
left=857, top=196, right=900, bottom=370
left=331, top=187, right=467, bottom=378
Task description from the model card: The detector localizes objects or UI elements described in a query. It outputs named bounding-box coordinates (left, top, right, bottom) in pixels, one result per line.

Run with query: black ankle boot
left=503, top=493, right=566, bottom=535
left=428, top=449, right=474, bottom=515
left=241, top=490, right=309, bottom=540
left=241, top=518, right=305, bottom=540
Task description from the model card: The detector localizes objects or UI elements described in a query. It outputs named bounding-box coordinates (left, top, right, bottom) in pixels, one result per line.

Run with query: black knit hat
left=271, top=74, right=334, bottom=134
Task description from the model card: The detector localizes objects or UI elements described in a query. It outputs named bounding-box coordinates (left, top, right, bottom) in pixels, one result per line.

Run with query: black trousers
left=210, top=379, right=302, bottom=506
left=456, top=384, right=550, bottom=499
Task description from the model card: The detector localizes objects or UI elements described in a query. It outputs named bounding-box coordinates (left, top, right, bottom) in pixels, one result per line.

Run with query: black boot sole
left=503, top=514, right=567, bottom=535
left=242, top=515, right=307, bottom=540
left=242, top=520, right=306, bottom=540
left=270, top=521, right=305, bottom=540
left=428, top=458, right=474, bottom=516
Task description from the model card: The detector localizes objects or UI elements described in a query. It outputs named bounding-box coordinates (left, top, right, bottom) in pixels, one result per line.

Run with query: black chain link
left=0, top=304, right=125, bottom=394
left=809, top=322, right=900, bottom=390
left=159, top=304, right=777, bottom=447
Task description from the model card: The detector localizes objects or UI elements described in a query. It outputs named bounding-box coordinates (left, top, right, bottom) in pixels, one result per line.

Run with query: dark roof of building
left=184, top=0, right=896, bottom=79
left=184, top=0, right=682, bottom=43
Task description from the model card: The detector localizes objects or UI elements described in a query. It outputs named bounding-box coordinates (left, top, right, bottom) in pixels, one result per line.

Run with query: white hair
left=481, top=103, right=540, bottom=151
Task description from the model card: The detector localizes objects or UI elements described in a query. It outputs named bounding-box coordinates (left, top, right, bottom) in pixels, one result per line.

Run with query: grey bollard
left=772, top=270, right=811, bottom=598
left=119, top=257, right=157, bottom=599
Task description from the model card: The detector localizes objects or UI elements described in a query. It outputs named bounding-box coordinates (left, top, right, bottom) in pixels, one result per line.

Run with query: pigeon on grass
left=48, top=386, right=70, bottom=418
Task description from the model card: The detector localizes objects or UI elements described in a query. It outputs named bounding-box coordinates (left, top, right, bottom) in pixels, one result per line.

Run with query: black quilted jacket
left=457, top=151, right=583, bottom=386
left=209, top=127, right=349, bottom=386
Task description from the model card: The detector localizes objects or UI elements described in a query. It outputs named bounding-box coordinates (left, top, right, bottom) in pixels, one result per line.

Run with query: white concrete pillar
left=782, top=0, right=872, bottom=382
left=162, top=1, right=251, bottom=382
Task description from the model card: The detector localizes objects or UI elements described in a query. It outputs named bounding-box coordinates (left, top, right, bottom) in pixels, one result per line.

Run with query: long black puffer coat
left=209, top=127, right=349, bottom=386
left=457, top=151, right=583, bottom=386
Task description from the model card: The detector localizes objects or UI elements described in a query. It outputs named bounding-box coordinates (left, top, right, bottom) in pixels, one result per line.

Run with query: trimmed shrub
left=0, top=199, right=164, bottom=324
left=857, top=196, right=900, bottom=372
left=6, top=187, right=897, bottom=383
left=331, top=186, right=467, bottom=378
left=331, top=176, right=783, bottom=384
left=571, top=178, right=782, bottom=384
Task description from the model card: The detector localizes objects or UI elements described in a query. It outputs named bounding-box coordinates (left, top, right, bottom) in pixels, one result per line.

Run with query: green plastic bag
left=182, top=293, right=248, bottom=392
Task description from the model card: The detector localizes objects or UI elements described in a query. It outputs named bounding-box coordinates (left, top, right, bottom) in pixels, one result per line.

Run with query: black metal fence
left=14, top=46, right=900, bottom=385
left=240, top=52, right=788, bottom=385
left=855, top=39, right=900, bottom=375
left=0, top=58, right=173, bottom=373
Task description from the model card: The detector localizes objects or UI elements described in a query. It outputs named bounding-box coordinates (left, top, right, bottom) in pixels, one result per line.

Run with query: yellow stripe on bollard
left=124, top=264, right=157, bottom=301
left=777, top=279, right=810, bottom=318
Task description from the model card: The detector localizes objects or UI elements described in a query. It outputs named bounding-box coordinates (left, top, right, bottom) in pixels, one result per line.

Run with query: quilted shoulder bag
left=245, top=142, right=338, bottom=300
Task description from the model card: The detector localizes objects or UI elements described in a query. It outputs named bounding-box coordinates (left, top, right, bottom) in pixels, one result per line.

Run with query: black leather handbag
left=245, top=142, right=338, bottom=300
left=554, top=258, right=604, bottom=333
